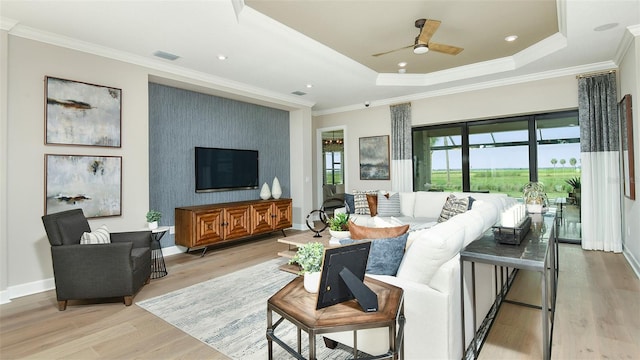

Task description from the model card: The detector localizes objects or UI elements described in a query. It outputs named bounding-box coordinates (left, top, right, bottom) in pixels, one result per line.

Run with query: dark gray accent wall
left=149, top=83, right=290, bottom=247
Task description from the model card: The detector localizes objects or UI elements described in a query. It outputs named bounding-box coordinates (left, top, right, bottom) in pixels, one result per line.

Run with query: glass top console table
left=460, top=214, right=558, bottom=360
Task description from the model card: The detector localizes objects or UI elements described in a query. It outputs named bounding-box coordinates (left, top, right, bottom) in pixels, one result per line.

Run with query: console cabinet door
left=273, top=199, right=292, bottom=230
left=195, top=210, right=223, bottom=246
left=223, top=205, right=251, bottom=240
left=251, top=202, right=274, bottom=234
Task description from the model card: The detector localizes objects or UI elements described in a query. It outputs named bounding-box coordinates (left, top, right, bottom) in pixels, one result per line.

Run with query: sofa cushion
left=340, top=233, right=408, bottom=276
left=377, top=192, right=401, bottom=217
left=470, top=200, right=500, bottom=231
left=366, top=193, right=379, bottom=216
left=396, top=220, right=465, bottom=285
left=399, top=192, right=416, bottom=217
left=353, top=190, right=378, bottom=215
left=437, top=194, right=470, bottom=223
left=448, top=210, right=485, bottom=246
left=413, top=191, right=450, bottom=218
left=349, top=221, right=409, bottom=240
left=80, top=225, right=111, bottom=244
left=57, top=214, right=92, bottom=245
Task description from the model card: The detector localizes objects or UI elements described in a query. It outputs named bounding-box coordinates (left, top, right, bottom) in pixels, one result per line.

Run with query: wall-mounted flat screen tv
left=195, top=147, right=259, bottom=192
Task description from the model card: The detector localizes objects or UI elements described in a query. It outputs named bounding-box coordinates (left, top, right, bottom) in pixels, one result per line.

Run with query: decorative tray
left=491, top=216, right=532, bottom=245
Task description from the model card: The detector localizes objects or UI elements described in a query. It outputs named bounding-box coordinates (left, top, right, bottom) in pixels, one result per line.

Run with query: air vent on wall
left=291, top=91, right=307, bottom=96
left=153, top=51, right=180, bottom=61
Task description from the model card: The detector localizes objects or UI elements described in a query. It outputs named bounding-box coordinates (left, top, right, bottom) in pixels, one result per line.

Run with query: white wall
left=1, top=35, right=314, bottom=301
left=4, top=36, right=151, bottom=299
left=619, top=29, right=640, bottom=276
left=313, top=75, right=578, bottom=208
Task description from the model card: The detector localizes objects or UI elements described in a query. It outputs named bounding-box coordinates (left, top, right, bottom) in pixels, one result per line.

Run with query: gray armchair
left=41, top=209, right=152, bottom=311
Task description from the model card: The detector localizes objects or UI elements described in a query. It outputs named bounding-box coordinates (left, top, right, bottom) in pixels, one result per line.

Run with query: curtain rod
left=576, top=69, right=616, bottom=79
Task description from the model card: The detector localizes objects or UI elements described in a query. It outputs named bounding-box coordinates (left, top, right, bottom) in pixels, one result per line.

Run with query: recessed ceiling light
left=153, top=50, right=180, bottom=61
left=306, top=84, right=313, bottom=88
left=594, top=23, right=618, bottom=32
left=398, top=68, right=407, bottom=74
left=291, top=90, right=307, bottom=96
left=504, top=35, right=518, bottom=42
left=217, top=55, right=228, bottom=60
left=398, top=62, right=407, bottom=67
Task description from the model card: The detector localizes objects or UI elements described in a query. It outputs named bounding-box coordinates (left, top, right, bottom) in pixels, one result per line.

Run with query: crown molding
left=0, top=17, right=18, bottom=31
left=7, top=23, right=315, bottom=110
left=614, top=24, right=640, bottom=65
left=314, top=61, right=616, bottom=117
left=376, top=32, right=567, bottom=87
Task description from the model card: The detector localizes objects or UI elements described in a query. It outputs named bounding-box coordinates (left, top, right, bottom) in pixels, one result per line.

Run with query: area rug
left=137, top=259, right=357, bottom=359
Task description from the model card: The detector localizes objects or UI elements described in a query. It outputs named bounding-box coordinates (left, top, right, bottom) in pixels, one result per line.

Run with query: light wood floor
left=1, top=231, right=639, bottom=359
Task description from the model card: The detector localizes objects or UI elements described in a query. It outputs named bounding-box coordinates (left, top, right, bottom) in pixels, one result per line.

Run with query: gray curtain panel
left=390, top=103, right=412, bottom=161
left=577, top=72, right=622, bottom=252
left=578, top=72, right=619, bottom=153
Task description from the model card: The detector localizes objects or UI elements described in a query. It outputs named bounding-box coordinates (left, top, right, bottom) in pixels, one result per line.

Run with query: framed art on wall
left=45, top=76, right=122, bottom=147
left=359, top=135, right=390, bottom=180
left=619, top=94, right=635, bottom=200
left=45, top=154, right=122, bottom=218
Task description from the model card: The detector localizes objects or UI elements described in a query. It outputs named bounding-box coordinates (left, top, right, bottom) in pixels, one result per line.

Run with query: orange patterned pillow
left=349, top=220, right=409, bottom=240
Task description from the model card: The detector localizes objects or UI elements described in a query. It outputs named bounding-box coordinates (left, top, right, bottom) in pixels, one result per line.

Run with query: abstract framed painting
left=45, top=154, right=122, bottom=218
left=359, top=135, right=390, bottom=180
left=45, top=76, right=122, bottom=147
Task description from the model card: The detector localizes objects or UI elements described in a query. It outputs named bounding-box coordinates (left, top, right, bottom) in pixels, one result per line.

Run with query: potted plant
left=146, top=210, right=162, bottom=230
left=565, top=177, right=581, bottom=206
left=289, top=242, right=324, bottom=293
left=522, top=182, right=548, bottom=213
left=327, top=212, right=350, bottom=240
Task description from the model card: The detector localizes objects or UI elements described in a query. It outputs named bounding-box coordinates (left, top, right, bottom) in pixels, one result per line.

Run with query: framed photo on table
left=359, top=135, right=390, bottom=180
left=45, top=76, right=121, bottom=147
left=45, top=154, right=122, bottom=218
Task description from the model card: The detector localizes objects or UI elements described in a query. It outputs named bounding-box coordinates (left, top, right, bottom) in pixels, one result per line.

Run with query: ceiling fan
left=372, top=18, right=464, bottom=57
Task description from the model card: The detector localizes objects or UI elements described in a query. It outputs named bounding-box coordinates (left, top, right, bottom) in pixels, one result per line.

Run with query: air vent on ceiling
left=153, top=51, right=180, bottom=61
left=291, top=91, right=307, bottom=96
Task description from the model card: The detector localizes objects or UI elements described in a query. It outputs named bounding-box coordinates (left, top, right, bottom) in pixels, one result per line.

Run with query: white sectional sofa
left=326, top=191, right=518, bottom=359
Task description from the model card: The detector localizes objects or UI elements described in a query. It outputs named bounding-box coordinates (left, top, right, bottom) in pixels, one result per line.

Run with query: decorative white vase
left=304, top=271, right=321, bottom=293
left=272, top=177, right=282, bottom=199
left=260, top=182, right=271, bottom=200
left=148, top=221, right=158, bottom=230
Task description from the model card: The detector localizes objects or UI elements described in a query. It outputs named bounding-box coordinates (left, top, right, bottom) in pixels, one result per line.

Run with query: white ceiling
left=1, top=0, right=639, bottom=114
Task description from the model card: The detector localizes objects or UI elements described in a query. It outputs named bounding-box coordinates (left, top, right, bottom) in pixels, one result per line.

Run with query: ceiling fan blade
left=418, top=19, right=441, bottom=44
left=372, top=44, right=412, bottom=57
left=428, top=42, right=464, bottom=55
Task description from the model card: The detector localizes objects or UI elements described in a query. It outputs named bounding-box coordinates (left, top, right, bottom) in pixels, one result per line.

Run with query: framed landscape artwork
left=619, top=94, right=635, bottom=200
left=45, top=154, right=122, bottom=218
left=359, top=135, right=390, bottom=180
left=45, top=76, right=122, bottom=147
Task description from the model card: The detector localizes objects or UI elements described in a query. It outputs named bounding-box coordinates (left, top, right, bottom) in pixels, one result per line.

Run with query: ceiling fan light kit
left=413, top=44, right=429, bottom=54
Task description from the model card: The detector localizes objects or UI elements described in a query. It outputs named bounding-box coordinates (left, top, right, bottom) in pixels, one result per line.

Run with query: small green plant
left=565, top=177, right=581, bottom=190
left=328, top=213, right=350, bottom=231
left=289, top=242, right=324, bottom=274
left=146, top=210, right=162, bottom=223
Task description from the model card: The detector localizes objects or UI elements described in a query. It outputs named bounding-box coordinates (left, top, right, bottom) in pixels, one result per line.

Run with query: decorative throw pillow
left=352, top=190, right=378, bottom=215
left=366, top=193, right=378, bottom=216
left=377, top=192, right=401, bottom=217
left=349, top=220, right=409, bottom=240
left=80, top=225, right=111, bottom=244
left=437, top=194, right=470, bottom=223
left=344, top=193, right=355, bottom=214
left=340, top=233, right=409, bottom=276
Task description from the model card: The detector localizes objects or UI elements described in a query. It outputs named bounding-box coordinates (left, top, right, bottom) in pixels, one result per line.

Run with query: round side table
left=150, top=226, right=170, bottom=279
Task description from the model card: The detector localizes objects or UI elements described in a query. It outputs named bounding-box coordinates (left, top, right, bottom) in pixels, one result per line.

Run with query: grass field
left=428, top=167, right=580, bottom=199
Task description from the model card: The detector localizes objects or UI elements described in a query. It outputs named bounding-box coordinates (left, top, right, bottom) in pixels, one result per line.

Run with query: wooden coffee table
left=277, top=231, right=336, bottom=273
left=266, top=276, right=405, bottom=359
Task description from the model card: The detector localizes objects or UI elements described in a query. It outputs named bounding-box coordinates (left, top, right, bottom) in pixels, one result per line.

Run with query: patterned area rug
left=137, top=259, right=357, bottom=359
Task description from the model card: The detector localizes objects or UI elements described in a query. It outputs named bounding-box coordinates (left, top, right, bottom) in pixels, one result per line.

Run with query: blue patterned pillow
left=340, top=233, right=408, bottom=276
left=377, top=192, right=401, bottom=217
left=344, top=193, right=355, bottom=214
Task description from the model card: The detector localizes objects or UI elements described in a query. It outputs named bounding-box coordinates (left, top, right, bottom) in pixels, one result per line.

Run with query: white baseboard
left=623, top=247, right=640, bottom=279
left=0, top=289, right=11, bottom=304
